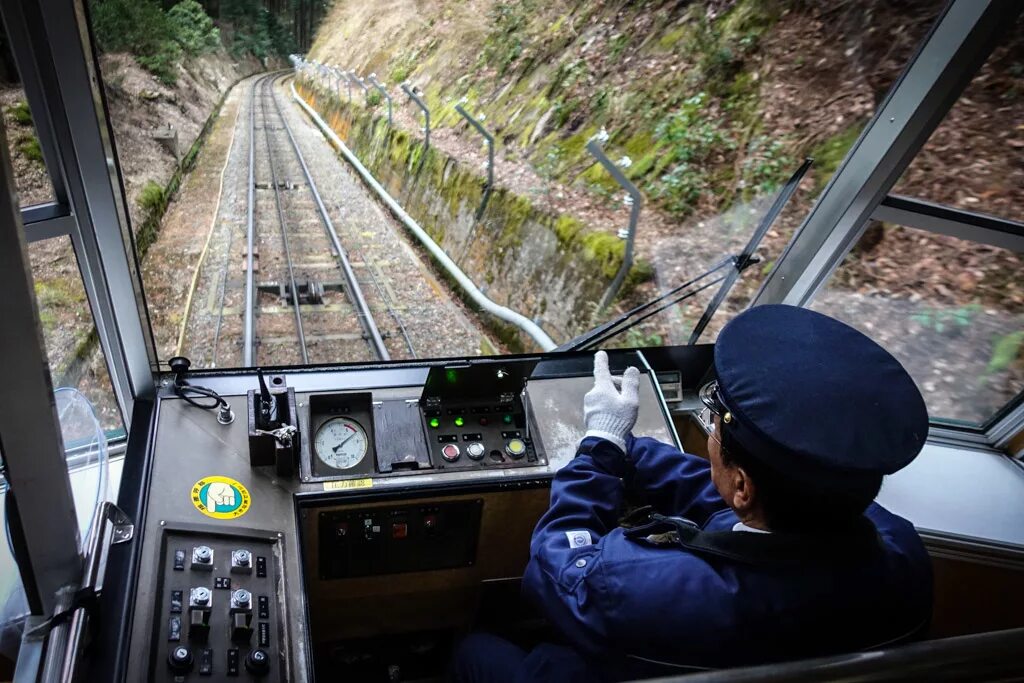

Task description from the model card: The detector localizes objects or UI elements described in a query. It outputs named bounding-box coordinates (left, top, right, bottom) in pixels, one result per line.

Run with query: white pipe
left=291, top=82, right=557, bottom=351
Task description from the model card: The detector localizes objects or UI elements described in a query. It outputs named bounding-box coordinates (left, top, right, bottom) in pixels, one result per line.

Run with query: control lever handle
left=256, top=368, right=277, bottom=427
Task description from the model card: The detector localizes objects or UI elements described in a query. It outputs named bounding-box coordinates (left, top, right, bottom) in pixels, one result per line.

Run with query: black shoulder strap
left=624, top=513, right=883, bottom=567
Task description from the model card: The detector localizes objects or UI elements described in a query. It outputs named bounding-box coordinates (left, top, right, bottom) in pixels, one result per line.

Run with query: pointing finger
left=621, top=366, right=641, bottom=403
left=593, top=350, right=613, bottom=389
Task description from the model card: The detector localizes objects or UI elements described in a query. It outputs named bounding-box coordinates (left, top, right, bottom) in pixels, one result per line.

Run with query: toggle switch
left=189, top=609, right=210, bottom=643
left=231, top=612, right=253, bottom=645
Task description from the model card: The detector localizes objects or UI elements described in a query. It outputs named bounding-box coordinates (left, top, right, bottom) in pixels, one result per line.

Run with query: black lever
left=256, top=368, right=276, bottom=427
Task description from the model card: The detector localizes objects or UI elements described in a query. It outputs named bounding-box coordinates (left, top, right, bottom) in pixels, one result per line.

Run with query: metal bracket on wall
left=368, top=74, right=393, bottom=127
left=343, top=70, right=353, bottom=103
left=352, top=73, right=370, bottom=99
left=587, top=140, right=643, bottom=312
left=455, top=103, right=494, bottom=220
left=401, top=82, right=431, bottom=172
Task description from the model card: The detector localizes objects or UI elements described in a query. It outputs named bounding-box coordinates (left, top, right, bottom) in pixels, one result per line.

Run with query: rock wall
left=296, top=79, right=651, bottom=349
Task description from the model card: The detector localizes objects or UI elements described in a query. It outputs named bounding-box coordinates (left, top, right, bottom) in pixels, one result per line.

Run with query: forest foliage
left=89, top=0, right=295, bottom=85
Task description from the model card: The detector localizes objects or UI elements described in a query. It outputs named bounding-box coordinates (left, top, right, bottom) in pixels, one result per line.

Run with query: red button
left=392, top=523, right=408, bottom=539
left=479, top=417, right=489, bottom=426
left=441, top=444, right=460, bottom=462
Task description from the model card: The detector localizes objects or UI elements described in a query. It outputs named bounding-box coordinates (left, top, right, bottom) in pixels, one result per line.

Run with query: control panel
left=418, top=359, right=545, bottom=472
left=150, top=529, right=287, bottom=681
left=422, top=395, right=540, bottom=469
left=317, top=500, right=483, bottom=579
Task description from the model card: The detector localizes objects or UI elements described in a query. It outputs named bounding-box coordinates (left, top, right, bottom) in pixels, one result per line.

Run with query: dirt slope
left=307, top=0, right=1024, bottom=421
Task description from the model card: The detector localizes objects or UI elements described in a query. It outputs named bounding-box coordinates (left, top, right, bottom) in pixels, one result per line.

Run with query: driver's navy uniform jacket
left=517, top=435, right=933, bottom=682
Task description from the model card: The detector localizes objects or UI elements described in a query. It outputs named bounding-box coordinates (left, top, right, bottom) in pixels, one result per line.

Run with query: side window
left=1, top=14, right=125, bottom=438
left=810, top=223, right=1022, bottom=426
left=27, top=236, right=126, bottom=435
left=810, top=24, right=1024, bottom=428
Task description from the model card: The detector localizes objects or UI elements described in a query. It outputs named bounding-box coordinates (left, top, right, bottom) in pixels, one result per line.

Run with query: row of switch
left=170, top=589, right=269, bottom=617
left=440, top=438, right=528, bottom=463
left=168, top=645, right=270, bottom=677
left=174, top=546, right=267, bottom=577
left=169, top=589, right=270, bottom=644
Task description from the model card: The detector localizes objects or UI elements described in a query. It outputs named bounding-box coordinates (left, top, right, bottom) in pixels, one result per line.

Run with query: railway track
left=234, top=73, right=396, bottom=366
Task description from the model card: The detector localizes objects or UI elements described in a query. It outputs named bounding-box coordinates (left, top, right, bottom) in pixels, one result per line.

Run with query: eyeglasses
left=698, top=380, right=732, bottom=438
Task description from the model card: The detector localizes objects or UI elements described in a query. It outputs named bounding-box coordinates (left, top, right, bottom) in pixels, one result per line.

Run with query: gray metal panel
left=527, top=375, right=677, bottom=471
left=125, top=396, right=312, bottom=681
left=753, top=0, right=1022, bottom=308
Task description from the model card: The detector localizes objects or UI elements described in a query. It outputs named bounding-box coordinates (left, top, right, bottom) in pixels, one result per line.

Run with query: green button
left=454, top=416, right=465, bottom=427
left=502, top=414, right=513, bottom=424
left=429, top=417, right=440, bottom=429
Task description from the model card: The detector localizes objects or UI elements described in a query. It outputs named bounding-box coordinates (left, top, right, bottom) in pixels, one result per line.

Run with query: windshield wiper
left=557, top=158, right=813, bottom=352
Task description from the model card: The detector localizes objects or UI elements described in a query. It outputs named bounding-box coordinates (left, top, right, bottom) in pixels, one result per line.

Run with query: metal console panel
left=149, top=526, right=287, bottom=681
left=125, top=396, right=312, bottom=682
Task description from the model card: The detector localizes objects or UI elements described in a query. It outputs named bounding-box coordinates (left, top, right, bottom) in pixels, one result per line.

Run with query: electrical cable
left=169, top=357, right=234, bottom=424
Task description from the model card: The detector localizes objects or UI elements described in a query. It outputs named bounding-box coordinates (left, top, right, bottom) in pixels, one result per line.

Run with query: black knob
left=168, top=356, right=191, bottom=385
left=245, top=648, right=271, bottom=677
left=167, top=645, right=194, bottom=674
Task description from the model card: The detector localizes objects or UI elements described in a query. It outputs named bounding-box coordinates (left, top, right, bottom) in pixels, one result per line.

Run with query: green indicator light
left=445, top=369, right=458, bottom=384
left=454, top=416, right=465, bottom=427
left=502, top=414, right=513, bottom=424
left=429, top=417, right=440, bottom=429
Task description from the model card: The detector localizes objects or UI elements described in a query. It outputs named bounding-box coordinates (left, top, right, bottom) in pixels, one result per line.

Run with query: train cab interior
left=1, top=1, right=1023, bottom=681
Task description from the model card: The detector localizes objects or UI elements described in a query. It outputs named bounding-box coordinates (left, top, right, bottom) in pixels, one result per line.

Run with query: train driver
left=452, top=304, right=934, bottom=682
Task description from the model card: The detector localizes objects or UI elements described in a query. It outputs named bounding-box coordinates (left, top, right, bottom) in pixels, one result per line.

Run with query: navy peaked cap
left=715, top=304, right=929, bottom=493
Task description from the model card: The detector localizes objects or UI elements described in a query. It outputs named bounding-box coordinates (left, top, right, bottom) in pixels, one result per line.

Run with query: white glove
left=584, top=350, right=640, bottom=452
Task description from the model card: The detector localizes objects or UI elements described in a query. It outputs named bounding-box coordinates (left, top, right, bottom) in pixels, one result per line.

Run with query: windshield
left=81, top=0, right=1022, bottom=426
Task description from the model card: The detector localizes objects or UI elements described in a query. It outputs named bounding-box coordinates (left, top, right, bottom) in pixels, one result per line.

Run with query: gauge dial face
left=314, top=417, right=368, bottom=470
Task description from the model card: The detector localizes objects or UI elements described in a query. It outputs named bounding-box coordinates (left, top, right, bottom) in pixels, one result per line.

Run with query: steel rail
left=269, top=75, right=391, bottom=361
left=260, top=76, right=310, bottom=363
left=243, top=76, right=261, bottom=365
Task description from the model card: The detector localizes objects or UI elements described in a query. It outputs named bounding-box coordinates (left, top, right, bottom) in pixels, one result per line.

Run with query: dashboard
left=122, top=347, right=712, bottom=681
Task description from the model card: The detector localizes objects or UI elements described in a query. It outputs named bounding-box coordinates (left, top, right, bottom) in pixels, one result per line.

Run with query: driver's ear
left=732, top=466, right=756, bottom=512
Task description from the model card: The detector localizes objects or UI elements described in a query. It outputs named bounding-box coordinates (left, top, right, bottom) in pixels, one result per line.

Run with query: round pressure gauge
left=314, top=417, right=368, bottom=470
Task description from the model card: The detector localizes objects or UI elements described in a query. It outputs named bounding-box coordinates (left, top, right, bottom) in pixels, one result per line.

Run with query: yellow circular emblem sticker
left=191, top=476, right=251, bottom=520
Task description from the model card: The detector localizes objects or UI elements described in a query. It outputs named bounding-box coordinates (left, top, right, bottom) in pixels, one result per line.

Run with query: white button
left=575, top=559, right=587, bottom=568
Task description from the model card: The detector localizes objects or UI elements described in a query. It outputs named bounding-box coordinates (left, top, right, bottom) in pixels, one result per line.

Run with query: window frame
left=1, top=0, right=159, bottom=425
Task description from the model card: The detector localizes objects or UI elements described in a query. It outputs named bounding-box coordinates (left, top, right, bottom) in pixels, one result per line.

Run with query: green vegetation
left=987, top=330, right=1024, bottom=375
left=34, top=278, right=86, bottom=332
left=168, top=0, right=220, bottom=56
left=366, top=90, right=383, bottom=108
left=810, top=123, right=865, bottom=193
left=481, top=0, right=537, bottom=76
left=221, top=0, right=295, bottom=61
left=90, top=0, right=183, bottom=84
left=90, top=0, right=292, bottom=84
left=18, top=135, right=44, bottom=163
left=740, top=135, right=794, bottom=198
left=138, top=180, right=166, bottom=213
left=911, top=304, right=982, bottom=335
left=9, top=101, right=32, bottom=126
left=647, top=92, right=733, bottom=216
